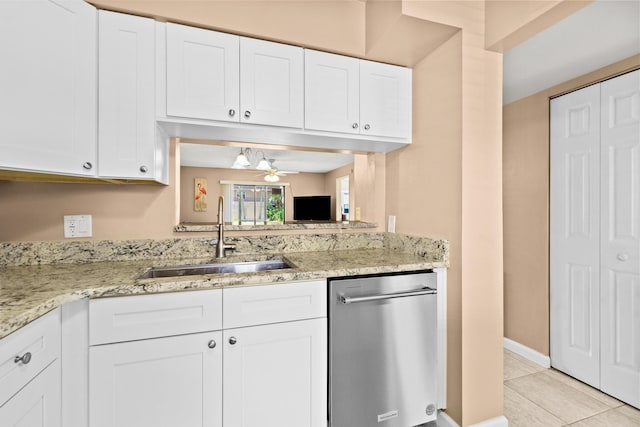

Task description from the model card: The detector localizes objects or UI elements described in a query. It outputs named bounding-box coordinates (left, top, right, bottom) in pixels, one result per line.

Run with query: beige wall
left=485, top=0, right=590, bottom=52
left=503, top=55, right=640, bottom=355
left=180, top=166, right=327, bottom=223
left=0, top=140, right=180, bottom=242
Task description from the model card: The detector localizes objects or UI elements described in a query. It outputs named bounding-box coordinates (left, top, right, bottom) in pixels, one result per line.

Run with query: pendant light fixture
left=231, top=148, right=251, bottom=169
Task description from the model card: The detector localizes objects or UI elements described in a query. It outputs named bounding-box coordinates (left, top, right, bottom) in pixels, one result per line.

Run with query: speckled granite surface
left=0, top=233, right=448, bottom=339
left=175, top=221, right=377, bottom=232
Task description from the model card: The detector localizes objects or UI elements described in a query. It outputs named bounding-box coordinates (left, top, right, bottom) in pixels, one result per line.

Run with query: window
left=221, top=182, right=286, bottom=225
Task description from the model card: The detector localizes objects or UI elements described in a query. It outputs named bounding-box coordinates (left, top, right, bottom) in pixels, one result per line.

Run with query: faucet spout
left=215, top=196, right=236, bottom=258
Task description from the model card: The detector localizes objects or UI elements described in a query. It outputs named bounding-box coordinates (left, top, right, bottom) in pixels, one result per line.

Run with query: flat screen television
left=293, top=195, right=331, bottom=221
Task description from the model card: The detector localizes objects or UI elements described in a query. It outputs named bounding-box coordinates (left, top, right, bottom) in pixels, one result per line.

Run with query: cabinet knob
left=364, top=124, right=371, bottom=130
left=244, top=111, right=251, bottom=119
left=82, top=162, right=93, bottom=170
left=139, top=165, right=148, bottom=173
left=352, top=123, right=359, bottom=129
left=228, top=109, right=236, bottom=117
left=14, top=352, right=32, bottom=365
left=229, top=336, right=237, bottom=345
left=207, top=339, right=217, bottom=349
left=617, top=253, right=629, bottom=262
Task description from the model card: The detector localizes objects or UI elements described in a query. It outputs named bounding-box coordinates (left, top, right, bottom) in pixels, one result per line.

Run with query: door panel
left=89, top=331, right=223, bottom=427
left=0, top=0, right=96, bottom=176
left=600, top=69, right=640, bottom=408
left=166, top=23, right=239, bottom=122
left=550, top=83, right=601, bottom=388
left=240, top=37, right=303, bottom=128
left=223, top=319, right=327, bottom=427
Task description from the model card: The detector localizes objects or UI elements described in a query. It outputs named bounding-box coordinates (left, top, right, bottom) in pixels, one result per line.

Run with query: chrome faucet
left=215, top=196, right=236, bottom=258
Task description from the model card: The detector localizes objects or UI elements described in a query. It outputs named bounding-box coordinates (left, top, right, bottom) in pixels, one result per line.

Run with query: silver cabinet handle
left=14, top=352, right=32, bottom=365
left=229, top=336, right=237, bottom=345
left=139, top=165, right=148, bottom=173
left=208, top=339, right=217, bottom=349
left=228, top=108, right=236, bottom=117
left=352, top=123, right=358, bottom=129
left=617, top=253, right=629, bottom=261
left=364, top=124, right=371, bottom=130
left=340, top=287, right=436, bottom=304
left=82, top=162, right=93, bottom=170
left=244, top=111, right=251, bottom=119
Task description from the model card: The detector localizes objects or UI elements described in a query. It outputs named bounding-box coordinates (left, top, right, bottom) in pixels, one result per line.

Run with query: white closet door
left=550, top=83, right=601, bottom=388
left=600, top=69, right=640, bottom=408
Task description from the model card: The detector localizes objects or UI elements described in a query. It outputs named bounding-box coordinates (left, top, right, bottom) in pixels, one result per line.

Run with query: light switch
left=64, top=215, right=92, bottom=238
left=388, top=215, right=396, bottom=233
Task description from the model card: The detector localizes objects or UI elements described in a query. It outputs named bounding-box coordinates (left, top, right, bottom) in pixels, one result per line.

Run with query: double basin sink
left=138, top=258, right=293, bottom=279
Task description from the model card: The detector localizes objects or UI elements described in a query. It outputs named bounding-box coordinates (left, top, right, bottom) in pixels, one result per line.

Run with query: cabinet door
left=89, top=331, right=222, bottom=427
left=166, top=23, right=239, bottom=122
left=240, top=37, right=303, bottom=128
left=600, top=69, right=640, bottom=408
left=305, top=50, right=359, bottom=134
left=550, top=84, right=601, bottom=388
left=98, top=10, right=156, bottom=180
left=360, top=60, right=411, bottom=139
left=0, top=360, right=61, bottom=427
left=0, top=0, right=97, bottom=176
left=223, top=318, right=327, bottom=427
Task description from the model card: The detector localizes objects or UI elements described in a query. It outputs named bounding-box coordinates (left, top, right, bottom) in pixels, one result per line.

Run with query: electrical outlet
left=64, top=215, right=92, bottom=238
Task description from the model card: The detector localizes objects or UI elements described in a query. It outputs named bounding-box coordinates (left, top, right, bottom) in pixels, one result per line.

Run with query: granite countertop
left=0, top=248, right=446, bottom=340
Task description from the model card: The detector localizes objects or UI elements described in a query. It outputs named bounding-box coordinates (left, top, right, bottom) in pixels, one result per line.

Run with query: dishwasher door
left=329, top=271, right=438, bottom=427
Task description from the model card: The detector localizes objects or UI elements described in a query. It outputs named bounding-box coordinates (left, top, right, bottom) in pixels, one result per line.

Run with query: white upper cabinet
left=166, top=23, right=239, bottom=122
left=305, top=50, right=412, bottom=139
left=304, top=50, right=360, bottom=134
left=0, top=0, right=97, bottom=176
left=360, top=59, right=412, bottom=139
left=240, top=37, right=303, bottom=128
left=98, top=11, right=162, bottom=182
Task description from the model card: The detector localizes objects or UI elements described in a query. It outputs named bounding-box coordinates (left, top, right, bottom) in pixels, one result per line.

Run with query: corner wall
left=502, top=54, right=640, bottom=355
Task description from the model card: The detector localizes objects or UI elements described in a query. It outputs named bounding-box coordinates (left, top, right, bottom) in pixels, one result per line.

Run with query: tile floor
left=504, top=349, right=640, bottom=426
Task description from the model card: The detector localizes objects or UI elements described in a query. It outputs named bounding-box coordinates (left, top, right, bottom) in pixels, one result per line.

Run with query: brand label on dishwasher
left=377, top=410, right=399, bottom=422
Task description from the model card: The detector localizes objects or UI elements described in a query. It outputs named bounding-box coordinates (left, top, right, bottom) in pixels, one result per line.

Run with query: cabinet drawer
left=89, top=289, right=222, bottom=345
left=223, top=280, right=326, bottom=329
left=0, top=308, right=61, bottom=406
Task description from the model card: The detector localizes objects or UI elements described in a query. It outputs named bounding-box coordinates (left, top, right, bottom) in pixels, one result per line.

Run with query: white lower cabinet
left=87, top=280, right=328, bottom=427
left=0, top=360, right=61, bottom=427
left=223, top=318, right=327, bottom=427
left=89, top=331, right=223, bottom=427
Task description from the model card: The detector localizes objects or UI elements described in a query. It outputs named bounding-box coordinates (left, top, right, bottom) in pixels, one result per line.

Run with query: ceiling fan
left=257, top=159, right=298, bottom=182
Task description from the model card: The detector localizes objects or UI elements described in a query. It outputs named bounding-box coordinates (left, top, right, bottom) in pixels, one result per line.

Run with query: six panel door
left=599, top=69, right=640, bottom=408
left=550, top=83, right=602, bottom=388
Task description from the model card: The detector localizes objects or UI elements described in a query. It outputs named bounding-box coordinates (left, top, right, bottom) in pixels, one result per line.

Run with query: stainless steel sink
left=138, top=259, right=293, bottom=279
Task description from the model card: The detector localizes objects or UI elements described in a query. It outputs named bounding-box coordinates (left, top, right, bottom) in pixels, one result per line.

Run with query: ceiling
left=180, top=0, right=640, bottom=172
left=503, top=0, right=640, bottom=105
left=180, top=143, right=354, bottom=174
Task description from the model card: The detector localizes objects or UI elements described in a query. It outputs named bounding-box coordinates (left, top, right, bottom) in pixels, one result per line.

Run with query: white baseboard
left=437, top=410, right=460, bottom=427
left=504, top=337, right=551, bottom=369
left=470, top=415, right=509, bottom=427
left=438, top=412, right=509, bottom=427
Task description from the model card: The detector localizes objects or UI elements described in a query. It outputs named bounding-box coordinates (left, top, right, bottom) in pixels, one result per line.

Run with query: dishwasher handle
left=339, top=286, right=436, bottom=304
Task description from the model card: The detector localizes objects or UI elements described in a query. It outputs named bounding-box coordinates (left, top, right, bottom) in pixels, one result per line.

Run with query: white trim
left=437, top=410, right=460, bottom=427
left=470, top=415, right=509, bottom=427
left=504, top=337, right=551, bottom=369
left=435, top=267, right=447, bottom=409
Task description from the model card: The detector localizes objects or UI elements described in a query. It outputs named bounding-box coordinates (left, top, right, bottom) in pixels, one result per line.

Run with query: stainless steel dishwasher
left=328, top=271, right=438, bottom=427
